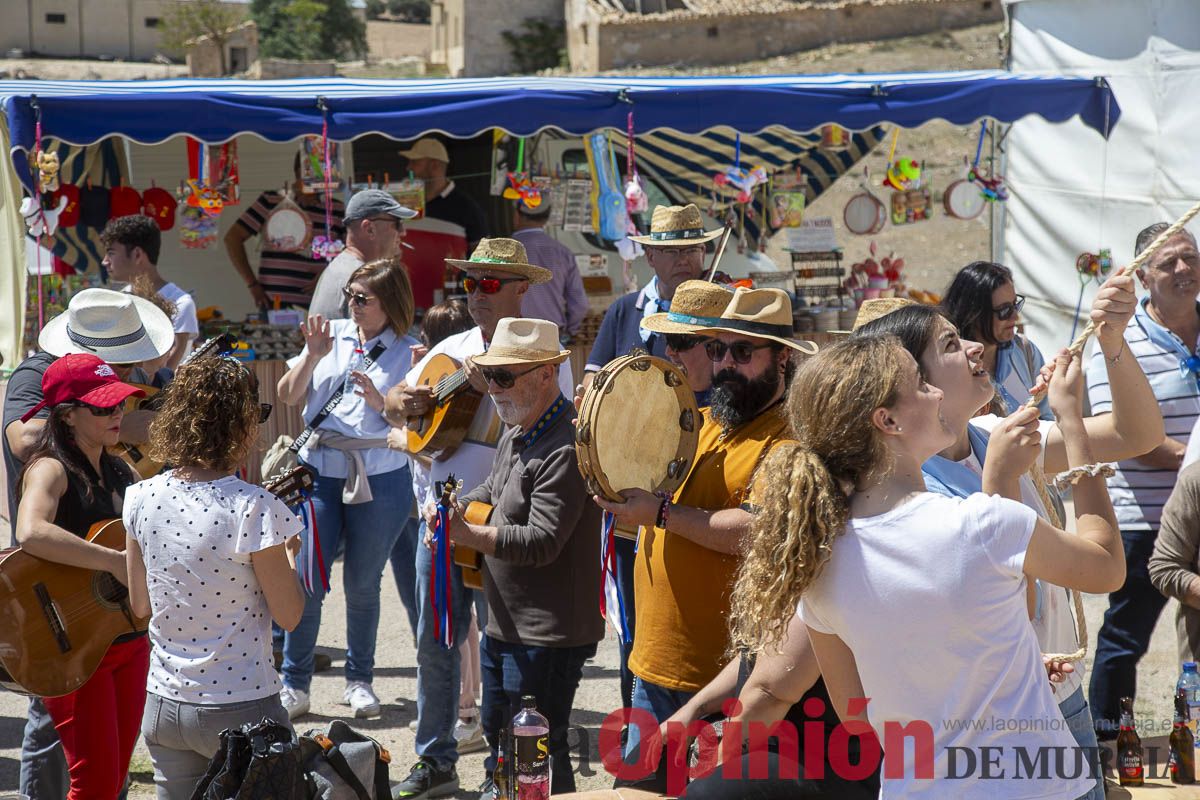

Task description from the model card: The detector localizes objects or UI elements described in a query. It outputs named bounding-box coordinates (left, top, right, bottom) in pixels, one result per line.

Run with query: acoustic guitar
left=109, top=332, right=238, bottom=479
left=405, top=353, right=483, bottom=459
left=454, top=501, right=493, bottom=591
left=0, top=465, right=315, bottom=698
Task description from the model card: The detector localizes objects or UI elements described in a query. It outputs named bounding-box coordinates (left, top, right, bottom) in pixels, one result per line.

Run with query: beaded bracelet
left=655, top=491, right=672, bottom=529
left=1052, top=463, right=1116, bottom=490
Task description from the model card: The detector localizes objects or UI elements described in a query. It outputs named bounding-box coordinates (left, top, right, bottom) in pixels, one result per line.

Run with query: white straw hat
left=472, top=318, right=570, bottom=367
left=38, top=288, right=175, bottom=364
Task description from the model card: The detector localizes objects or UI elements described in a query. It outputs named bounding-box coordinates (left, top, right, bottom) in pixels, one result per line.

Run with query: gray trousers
left=141, top=692, right=291, bottom=800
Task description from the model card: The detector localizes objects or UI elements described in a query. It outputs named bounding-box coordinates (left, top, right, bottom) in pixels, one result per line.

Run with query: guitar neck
left=433, top=367, right=473, bottom=403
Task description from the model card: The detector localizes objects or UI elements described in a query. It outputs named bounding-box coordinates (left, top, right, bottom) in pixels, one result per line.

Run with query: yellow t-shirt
left=628, top=404, right=790, bottom=692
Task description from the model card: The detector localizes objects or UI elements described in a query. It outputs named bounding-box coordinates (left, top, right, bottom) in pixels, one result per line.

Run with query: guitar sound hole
left=93, top=572, right=129, bottom=610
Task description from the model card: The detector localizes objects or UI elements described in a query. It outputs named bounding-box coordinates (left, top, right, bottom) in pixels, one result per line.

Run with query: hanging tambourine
left=943, top=157, right=986, bottom=220
left=844, top=168, right=887, bottom=236
left=264, top=186, right=312, bottom=253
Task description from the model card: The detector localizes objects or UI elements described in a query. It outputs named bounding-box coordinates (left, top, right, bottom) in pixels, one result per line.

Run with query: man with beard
left=641, top=280, right=733, bottom=408
left=433, top=317, right=603, bottom=796
left=596, top=287, right=817, bottom=761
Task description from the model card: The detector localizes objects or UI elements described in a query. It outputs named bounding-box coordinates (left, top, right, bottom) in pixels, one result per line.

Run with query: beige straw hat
left=687, top=287, right=819, bottom=354
left=641, top=280, right=734, bottom=335
left=628, top=204, right=724, bottom=246
left=398, top=138, right=449, bottom=163
left=472, top=317, right=570, bottom=367
left=445, top=238, right=553, bottom=285
left=851, top=297, right=918, bottom=331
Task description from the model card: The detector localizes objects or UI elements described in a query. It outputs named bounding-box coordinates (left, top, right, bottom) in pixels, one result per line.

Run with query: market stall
left=0, top=73, right=1119, bottom=487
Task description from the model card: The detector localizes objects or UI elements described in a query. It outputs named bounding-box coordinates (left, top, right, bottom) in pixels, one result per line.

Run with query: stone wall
left=569, top=0, right=1002, bottom=72
left=366, top=20, right=431, bottom=60
left=434, top=0, right=565, bottom=76
left=245, top=58, right=338, bottom=79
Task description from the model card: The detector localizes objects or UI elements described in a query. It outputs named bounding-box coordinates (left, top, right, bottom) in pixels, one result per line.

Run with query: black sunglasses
left=992, top=294, right=1026, bottom=321
left=665, top=333, right=708, bottom=353
left=72, top=401, right=121, bottom=417
left=704, top=339, right=774, bottom=364
left=463, top=276, right=524, bottom=295
left=258, top=403, right=273, bottom=423
left=341, top=287, right=376, bottom=308
left=480, top=365, right=541, bottom=389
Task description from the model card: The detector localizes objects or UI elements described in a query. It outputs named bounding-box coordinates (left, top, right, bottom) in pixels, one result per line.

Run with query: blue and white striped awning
left=0, top=71, right=1118, bottom=154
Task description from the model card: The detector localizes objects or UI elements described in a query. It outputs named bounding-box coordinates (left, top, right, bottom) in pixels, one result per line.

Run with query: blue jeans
left=623, top=675, right=697, bottom=761
left=480, top=634, right=597, bottom=795
left=389, top=515, right=421, bottom=642
left=1088, top=528, right=1168, bottom=738
left=414, top=521, right=487, bottom=770
left=614, top=535, right=638, bottom=710
left=20, top=696, right=69, bottom=800
left=1059, top=685, right=1105, bottom=800
left=281, top=464, right=411, bottom=692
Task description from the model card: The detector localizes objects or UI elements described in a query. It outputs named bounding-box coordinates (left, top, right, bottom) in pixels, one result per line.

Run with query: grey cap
left=344, top=189, right=418, bottom=223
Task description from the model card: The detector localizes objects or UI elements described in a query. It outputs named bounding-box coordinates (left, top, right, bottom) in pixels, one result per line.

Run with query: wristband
left=1104, top=339, right=1127, bottom=365
left=655, top=491, right=672, bottom=529
left=1052, top=463, right=1116, bottom=490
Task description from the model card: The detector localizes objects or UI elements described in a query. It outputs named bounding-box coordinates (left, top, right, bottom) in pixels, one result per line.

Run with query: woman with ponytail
left=732, top=335, right=1125, bottom=798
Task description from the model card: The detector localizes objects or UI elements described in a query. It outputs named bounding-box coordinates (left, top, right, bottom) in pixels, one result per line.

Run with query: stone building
left=430, top=0, right=565, bottom=76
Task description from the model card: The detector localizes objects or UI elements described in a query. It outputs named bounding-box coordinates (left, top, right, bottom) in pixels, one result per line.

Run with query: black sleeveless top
left=51, top=454, right=135, bottom=537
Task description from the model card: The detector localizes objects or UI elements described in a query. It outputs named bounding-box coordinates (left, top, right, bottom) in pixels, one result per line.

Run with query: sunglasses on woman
left=480, top=365, right=541, bottom=389
left=72, top=402, right=122, bottom=417
left=341, top=287, right=376, bottom=308
left=462, top=276, right=523, bottom=295
left=258, top=403, right=273, bottom=423
left=992, top=294, right=1026, bottom=321
left=704, top=339, right=774, bottom=364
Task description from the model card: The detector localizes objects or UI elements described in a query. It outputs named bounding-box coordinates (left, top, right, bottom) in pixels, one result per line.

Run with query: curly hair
left=128, top=274, right=177, bottom=321
left=148, top=358, right=260, bottom=471
left=101, top=214, right=161, bottom=264
left=728, top=335, right=910, bottom=655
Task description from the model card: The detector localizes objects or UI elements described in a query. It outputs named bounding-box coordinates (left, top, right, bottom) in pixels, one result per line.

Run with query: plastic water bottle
left=1178, top=662, right=1200, bottom=745
left=342, top=346, right=365, bottom=401
left=511, top=696, right=550, bottom=800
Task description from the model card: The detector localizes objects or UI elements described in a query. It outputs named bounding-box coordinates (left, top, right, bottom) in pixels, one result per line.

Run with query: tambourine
left=264, top=188, right=312, bottom=253
left=943, top=159, right=986, bottom=220
left=844, top=190, right=886, bottom=235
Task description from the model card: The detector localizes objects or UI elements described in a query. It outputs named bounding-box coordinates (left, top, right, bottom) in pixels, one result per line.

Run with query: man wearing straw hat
left=385, top=239, right=574, bottom=799
left=431, top=317, right=603, bottom=797
left=3, top=287, right=174, bottom=800
left=641, top=279, right=733, bottom=408
left=597, top=287, right=817, bottom=763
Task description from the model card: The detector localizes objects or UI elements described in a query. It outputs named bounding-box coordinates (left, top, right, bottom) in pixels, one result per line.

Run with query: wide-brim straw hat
left=851, top=297, right=918, bottom=331
left=627, top=204, right=724, bottom=246
left=445, top=237, right=553, bottom=285
left=641, top=280, right=734, bottom=335
left=683, top=287, right=819, bottom=354
left=472, top=317, right=570, bottom=367
left=39, top=287, right=175, bottom=364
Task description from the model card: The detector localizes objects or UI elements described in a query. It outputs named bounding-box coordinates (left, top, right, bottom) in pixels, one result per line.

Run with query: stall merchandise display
left=21, top=274, right=103, bottom=353
left=200, top=319, right=305, bottom=362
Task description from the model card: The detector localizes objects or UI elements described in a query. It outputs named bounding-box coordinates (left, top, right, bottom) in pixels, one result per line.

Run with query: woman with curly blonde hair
left=124, top=357, right=306, bottom=799
left=728, top=335, right=1124, bottom=799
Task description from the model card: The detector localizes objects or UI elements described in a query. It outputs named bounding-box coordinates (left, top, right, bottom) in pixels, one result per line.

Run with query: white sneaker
left=408, top=718, right=419, bottom=732
left=344, top=681, right=382, bottom=718
left=454, top=715, right=486, bottom=754
left=280, top=685, right=310, bottom=720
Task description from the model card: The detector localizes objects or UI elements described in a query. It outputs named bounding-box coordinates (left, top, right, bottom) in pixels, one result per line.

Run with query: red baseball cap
left=21, top=353, right=145, bottom=422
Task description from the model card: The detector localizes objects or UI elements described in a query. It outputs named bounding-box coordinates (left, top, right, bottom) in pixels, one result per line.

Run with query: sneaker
left=343, top=681, right=382, bottom=718
left=408, top=718, right=419, bottom=733
left=391, top=759, right=459, bottom=799
left=476, top=776, right=494, bottom=799
left=280, top=685, right=310, bottom=720
left=455, top=716, right=487, bottom=754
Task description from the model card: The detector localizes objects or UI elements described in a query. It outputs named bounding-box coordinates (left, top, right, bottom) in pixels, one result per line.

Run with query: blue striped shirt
left=1086, top=298, right=1200, bottom=530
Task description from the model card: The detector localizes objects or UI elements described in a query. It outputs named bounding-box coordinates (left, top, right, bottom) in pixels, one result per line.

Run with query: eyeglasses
left=341, top=287, right=376, bottom=308
left=71, top=401, right=121, bottom=417
left=992, top=294, right=1026, bottom=321
left=648, top=245, right=705, bottom=260
left=480, top=365, right=541, bottom=389
left=462, top=276, right=524, bottom=295
left=258, top=403, right=273, bottom=423
left=704, top=339, right=774, bottom=364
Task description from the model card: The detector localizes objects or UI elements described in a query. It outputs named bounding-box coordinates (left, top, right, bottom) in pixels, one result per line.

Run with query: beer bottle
left=493, top=726, right=512, bottom=800
left=1117, top=696, right=1144, bottom=787
left=512, top=695, right=551, bottom=800
left=1170, top=689, right=1196, bottom=785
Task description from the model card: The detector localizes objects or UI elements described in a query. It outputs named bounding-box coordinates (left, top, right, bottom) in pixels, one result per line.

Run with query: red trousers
left=42, top=636, right=151, bottom=800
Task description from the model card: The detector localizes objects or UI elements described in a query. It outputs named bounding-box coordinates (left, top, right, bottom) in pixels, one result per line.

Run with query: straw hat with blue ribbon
left=628, top=204, right=724, bottom=247
left=659, top=286, right=819, bottom=355
left=641, top=280, right=734, bottom=335
left=445, top=237, right=553, bottom=284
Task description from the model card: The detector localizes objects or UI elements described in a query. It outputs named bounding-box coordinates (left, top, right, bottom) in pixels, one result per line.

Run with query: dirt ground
left=0, top=20, right=1189, bottom=797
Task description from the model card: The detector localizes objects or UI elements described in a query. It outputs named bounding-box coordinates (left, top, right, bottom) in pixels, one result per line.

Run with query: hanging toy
left=623, top=111, right=648, bottom=215
left=968, top=120, right=1009, bottom=202
left=713, top=133, right=768, bottom=204
left=883, top=158, right=921, bottom=191
left=500, top=138, right=542, bottom=208
left=310, top=99, right=345, bottom=261
left=311, top=235, right=345, bottom=260
left=36, top=151, right=60, bottom=194
left=1075, top=249, right=1113, bottom=281
left=21, top=194, right=67, bottom=238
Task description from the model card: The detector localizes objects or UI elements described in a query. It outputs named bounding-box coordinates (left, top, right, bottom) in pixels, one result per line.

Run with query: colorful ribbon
left=296, top=497, right=329, bottom=595
left=430, top=495, right=455, bottom=649
left=599, top=511, right=630, bottom=644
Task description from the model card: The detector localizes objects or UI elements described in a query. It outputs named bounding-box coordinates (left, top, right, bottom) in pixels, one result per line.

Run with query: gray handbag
left=300, top=720, right=391, bottom=800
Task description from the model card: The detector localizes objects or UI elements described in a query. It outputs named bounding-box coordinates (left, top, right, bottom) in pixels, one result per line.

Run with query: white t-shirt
left=405, top=326, right=574, bottom=508
left=799, top=493, right=1091, bottom=800
left=122, top=280, right=199, bottom=357
left=124, top=472, right=303, bottom=705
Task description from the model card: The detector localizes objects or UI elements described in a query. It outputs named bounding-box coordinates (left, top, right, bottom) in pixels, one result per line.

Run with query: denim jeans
left=389, top=514, right=421, bottom=642
left=480, top=635, right=597, bottom=795
left=20, top=696, right=69, bottom=800
left=414, top=521, right=488, bottom=771
left=614, top=536, right=638, bottom=710
left=1088, top=528, right=1168, bottom=738
left=142, top=692, right=291, bottom=800
left=623, top=675, right=697, bottom=762
left=281, top=464, right=411, bottom=692
left=1058, top=685, right=1105, bottom=800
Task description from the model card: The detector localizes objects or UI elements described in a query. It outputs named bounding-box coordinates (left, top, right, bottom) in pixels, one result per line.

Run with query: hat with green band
left=445, top=237, right=553, bottom=285
left=628, top=204, right=724, bottom=247
left=641, top=280, right=734, bottom=335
